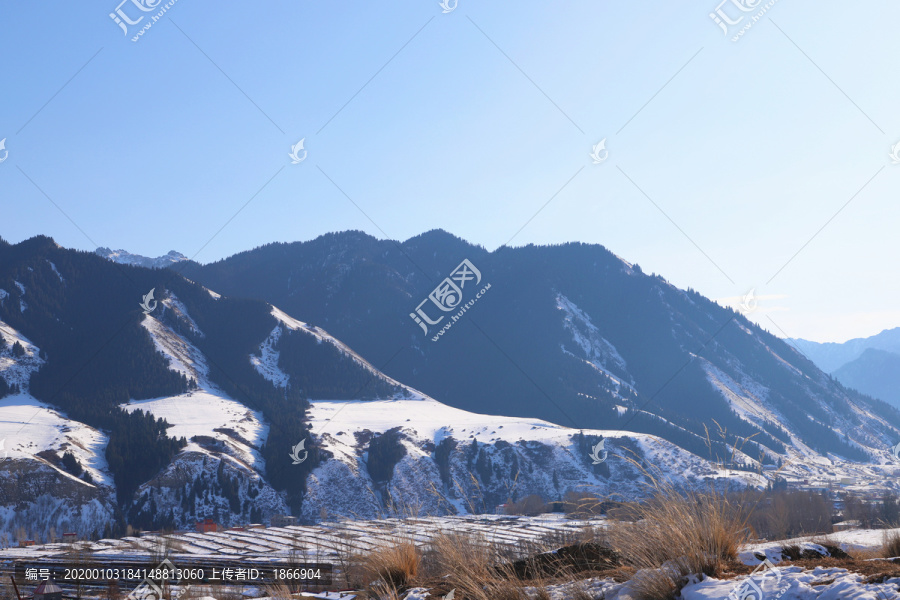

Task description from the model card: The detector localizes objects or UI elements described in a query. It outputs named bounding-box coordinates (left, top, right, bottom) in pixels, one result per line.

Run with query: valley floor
left=5, top=515, right=900, bottom=599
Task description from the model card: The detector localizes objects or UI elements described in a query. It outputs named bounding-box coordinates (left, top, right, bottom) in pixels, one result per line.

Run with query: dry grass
left=883, top=530, right=900, bottom=558
left=353, top=477, right=752, bottom=600
left=362, top=539, right=423, bottom=594
left=419, top=532, right=526, bottom=600
left=606, top=478, right=752, bottom=600
left=262, top=581, right=293, bottom=600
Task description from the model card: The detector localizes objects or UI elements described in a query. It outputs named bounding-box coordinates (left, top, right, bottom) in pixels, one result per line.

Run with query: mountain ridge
left=172, top=230, right=900, bottom=465
left=1, top=234, right=765, bottom=541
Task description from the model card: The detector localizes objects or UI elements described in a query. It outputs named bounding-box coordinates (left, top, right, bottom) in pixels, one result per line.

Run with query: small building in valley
left=33, top=578, right=63, bottom=600
left=270, top=515, right=297, bottom=527
left=196, top=518, right=219, bottom=533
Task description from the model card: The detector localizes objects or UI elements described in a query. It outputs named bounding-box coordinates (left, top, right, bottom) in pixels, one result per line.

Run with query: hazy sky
left=2, top=1, right=898, bottom=343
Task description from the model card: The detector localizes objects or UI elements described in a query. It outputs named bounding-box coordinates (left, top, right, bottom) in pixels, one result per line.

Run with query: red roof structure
left=33, top=578, right=63, bottom=600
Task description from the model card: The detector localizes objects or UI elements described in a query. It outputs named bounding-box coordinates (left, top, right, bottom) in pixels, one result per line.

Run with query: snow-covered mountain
left=0, top=236, right=765, bottom=542
left=95, top=247, right=188, bottom=269
left=3, top=234, right=900, bottom=543
left=179, top=230, right=900, bottom=467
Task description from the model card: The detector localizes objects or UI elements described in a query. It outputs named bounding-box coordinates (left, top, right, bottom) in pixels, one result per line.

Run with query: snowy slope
left=0, top=320, right=43, bottom=390
left=0, top=394, right=112, bottom=485
left=250, top=325, right=289, bottom=389
left=123, top=390, right=268, bottom=471
left=298, top=396, right=763, bottom=521
left=556, top=293, right=636, bottom=397
left=0, top=320, right=116, bottom=542
left=121, top=299, right=288, bottom=526
left=126, top=302, right=269, bottom=470
left=270, top=306, right=426, bottom=399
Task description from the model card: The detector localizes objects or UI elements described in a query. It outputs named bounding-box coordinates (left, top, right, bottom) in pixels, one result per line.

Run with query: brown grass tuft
left=883, top=530, right=900, bottom=558
left=423, top=532, right=526, bottom=600
left=606, top=476, right=752, bottom=599
left=363, top=539, right=423, bottom=592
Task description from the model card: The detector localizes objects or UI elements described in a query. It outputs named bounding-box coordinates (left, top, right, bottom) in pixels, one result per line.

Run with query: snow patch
left=122, top=391, right=269, bottom=472
left=0, top=321, right=44, bottom=391
left=47, top=261, right=65, bottom=283
left=250, top=326, right=289, bottom=388
left=141, top=314, right=208, bottom=385
left=13, top=281, right=26, bottom=312
left=555, top=293, right=635, bottom=397
left=162, top=293, right=204, bottom=338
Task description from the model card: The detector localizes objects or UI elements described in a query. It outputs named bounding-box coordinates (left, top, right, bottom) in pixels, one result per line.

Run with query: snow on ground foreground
left=402, top=566, right=900, bottom=600
left=677, top=568, right=900, bottom=600
left=745, top=526, right=900, bottom=556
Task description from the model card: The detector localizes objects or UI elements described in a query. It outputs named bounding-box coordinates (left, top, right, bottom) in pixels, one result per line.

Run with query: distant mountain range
left=791, top=329, right=900, bottom=408
left=95, top=247, right=188, bottom=270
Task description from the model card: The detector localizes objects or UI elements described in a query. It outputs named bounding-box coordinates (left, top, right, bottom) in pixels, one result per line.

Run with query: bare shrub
left=745, top=489, right=832, bottom=539
left=504, top=494, right=548, bottom=516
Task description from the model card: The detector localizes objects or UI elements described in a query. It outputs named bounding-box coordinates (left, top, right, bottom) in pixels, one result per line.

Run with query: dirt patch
left=502, top=542, right=621, bottom=579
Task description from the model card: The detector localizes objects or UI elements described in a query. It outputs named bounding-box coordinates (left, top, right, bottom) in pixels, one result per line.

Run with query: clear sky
left=1, top=1, right=898, bottom=343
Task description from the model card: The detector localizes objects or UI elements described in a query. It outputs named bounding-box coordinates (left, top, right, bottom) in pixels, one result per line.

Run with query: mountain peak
left=95, top=247, right=188, bottom=269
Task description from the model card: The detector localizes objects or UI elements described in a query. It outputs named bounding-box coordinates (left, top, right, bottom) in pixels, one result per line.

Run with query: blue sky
left=1, top=0, right=898, bottom=343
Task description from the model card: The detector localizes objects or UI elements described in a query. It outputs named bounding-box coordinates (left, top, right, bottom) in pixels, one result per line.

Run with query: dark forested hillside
left=0, top=236, right=191, bottom=502
left=179, top=230, right=900, bottom=463
left=0, top=236, right=414, bottom=514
